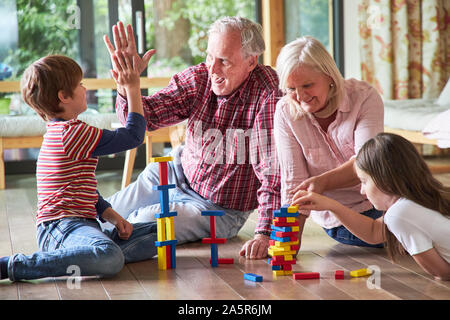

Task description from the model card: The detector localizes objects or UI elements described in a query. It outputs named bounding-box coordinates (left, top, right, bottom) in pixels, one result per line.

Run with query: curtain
left=358, top=0, right=449, bottom=99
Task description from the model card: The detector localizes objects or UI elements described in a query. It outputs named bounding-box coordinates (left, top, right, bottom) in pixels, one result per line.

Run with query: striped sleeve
left=61, top=120, right=103, bottom=160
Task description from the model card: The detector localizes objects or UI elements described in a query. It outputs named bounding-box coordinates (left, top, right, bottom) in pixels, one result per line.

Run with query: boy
left=0, top=53, right=157, bottom=281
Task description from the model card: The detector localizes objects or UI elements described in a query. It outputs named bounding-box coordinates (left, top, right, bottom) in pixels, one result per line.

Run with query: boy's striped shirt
left=36, top=119, right=102, bottom=225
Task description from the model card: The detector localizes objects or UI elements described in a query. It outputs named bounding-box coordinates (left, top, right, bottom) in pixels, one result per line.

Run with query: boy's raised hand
left=110, top=51, right=139, bottom=89
left=104, top=22, right=155, bottom=96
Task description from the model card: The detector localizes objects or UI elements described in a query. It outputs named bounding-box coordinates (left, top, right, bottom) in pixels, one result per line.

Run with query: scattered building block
left=293, top=272, right=320, bottom=280
left=216, top=258, right=234, bottom=264
left=350, top=268, right=373, bottom=277
left=244, top=273, right=263, bottom=282
left=335, top=270, right=345, bottom=279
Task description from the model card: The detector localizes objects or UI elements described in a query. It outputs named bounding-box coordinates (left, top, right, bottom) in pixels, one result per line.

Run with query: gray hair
left=276, top=36, right=345, bottom=120
left=208, top=16, right=265, bottom=57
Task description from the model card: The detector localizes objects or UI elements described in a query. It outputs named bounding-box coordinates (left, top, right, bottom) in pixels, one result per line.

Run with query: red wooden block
left=281, top=264, right=292, bottom=271
left=269, top=240, right=276, bottom=246
left=270, top=259, right=297, bottom=266
left=275, top=231, right=298, bottom=237
left=210, top=216, right=216, bottom=239
left=210, top=258, right=234, bottom=264
left=335, top=270, right=345, bottom=279
left=202, top=238, right=227, bottom=244
left=166, top=245, right=171, bottom=269
left=159, top=162, right=168, bottom=185
left=290, top=245, right=300, bottom=251
left=273, top=220, right=300, bottom=227
left=293, top=272, right=320, bottom=280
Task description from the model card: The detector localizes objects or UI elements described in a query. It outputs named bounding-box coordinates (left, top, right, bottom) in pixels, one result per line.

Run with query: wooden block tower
left=268, top=204, right=300, bottom=276
left=201, top=210, right=233, bottom=267
left=151, top=156, right=178, bottom=270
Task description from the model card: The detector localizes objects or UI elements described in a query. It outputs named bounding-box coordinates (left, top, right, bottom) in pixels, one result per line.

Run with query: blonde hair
left=208, top=16, right=265, bottom=58
left=276, top=36, right=344, bottom=120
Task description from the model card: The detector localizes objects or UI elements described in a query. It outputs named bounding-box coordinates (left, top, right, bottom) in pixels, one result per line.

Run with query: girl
left=292, top=133, right=450, bottom=280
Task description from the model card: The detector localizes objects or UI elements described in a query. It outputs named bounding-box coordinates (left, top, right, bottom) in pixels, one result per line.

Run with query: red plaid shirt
left=116, top=63, right=281, bottom=233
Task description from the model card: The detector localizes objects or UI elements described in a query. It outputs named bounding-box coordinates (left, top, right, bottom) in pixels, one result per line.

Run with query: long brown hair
left=356, top=133, right=450, bottom=260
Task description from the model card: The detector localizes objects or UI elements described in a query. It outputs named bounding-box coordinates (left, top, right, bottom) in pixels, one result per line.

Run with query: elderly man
left=104, top=16, right=280, bottom=260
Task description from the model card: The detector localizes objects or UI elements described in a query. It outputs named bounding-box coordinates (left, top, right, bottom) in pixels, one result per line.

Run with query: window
left=0, top=0, right=256, bottom=166
left=283, top=0, right=344, bottom=75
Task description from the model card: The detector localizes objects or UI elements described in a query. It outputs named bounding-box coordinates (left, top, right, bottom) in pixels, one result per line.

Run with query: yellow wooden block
left=150, top=156, right=173, bottom=163
left=291, top=226, right=299, bottom=232
left=166, top=216, right=175, bottom=240
left=287, top=205, right=298, bottom=213
left=275, top=240, right=299, bottom=247
left=350, top=268, right=373, bottom=277
left=268, top=249, right=296, bottom=256
left=157, top=218, right=166, bottom=242
left=273, top=217, right=296, bottom=223
left=270, top=245, right=293, bottom=252
left=157, top=246, right=167, bottom=270
left=273, top=270, right=293, bottom=276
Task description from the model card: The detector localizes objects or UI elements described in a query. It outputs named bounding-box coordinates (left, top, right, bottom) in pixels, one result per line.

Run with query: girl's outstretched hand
left=292, top=190, right=339, bottom=212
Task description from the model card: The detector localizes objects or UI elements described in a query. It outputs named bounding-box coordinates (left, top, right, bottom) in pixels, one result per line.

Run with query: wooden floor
left=0, top=169, right=449, bottom=300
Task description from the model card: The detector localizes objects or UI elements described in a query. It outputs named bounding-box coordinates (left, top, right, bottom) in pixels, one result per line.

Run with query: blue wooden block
left=155, top=211, right=178, bottom=218
left=272, top=265, right=282, bottom=270
left=271, top=225, right=293, bottom=232
left=272, top=209, right=299, bottom=218
left=201, top=210, right=225, bottom=216
left=270, top=234, right=291, bottom=242
left=268, top=258, right=272, bottom=264
left=244, top=273, right=263, bottom=282
left=158, top=189, right=170, bottom=214
left=170, top=243, right=176, bottom=269
left=210, top=243, right=219, bottom=267
left=155, top=239, right=178, bottom=247
left=152, top=184, right=176, bottom=191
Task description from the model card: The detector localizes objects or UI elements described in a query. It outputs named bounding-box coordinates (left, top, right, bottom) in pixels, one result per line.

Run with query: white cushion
left=383, top=98, right=448, bottom=131
left=0, top=110, right=118, bottom=137
left=436, top=78, right=450, bottom=106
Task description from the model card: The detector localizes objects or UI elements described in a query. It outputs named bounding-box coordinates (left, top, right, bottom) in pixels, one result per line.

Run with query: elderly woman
left=274, top=36, right=384, bottom=248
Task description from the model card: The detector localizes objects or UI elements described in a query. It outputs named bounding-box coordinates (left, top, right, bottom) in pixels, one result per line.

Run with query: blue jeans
left=105, top=146, right=251, bottom=243
left=323, top=208, right=384, bottom=248
left=7, top=217, right=157, bottom=281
